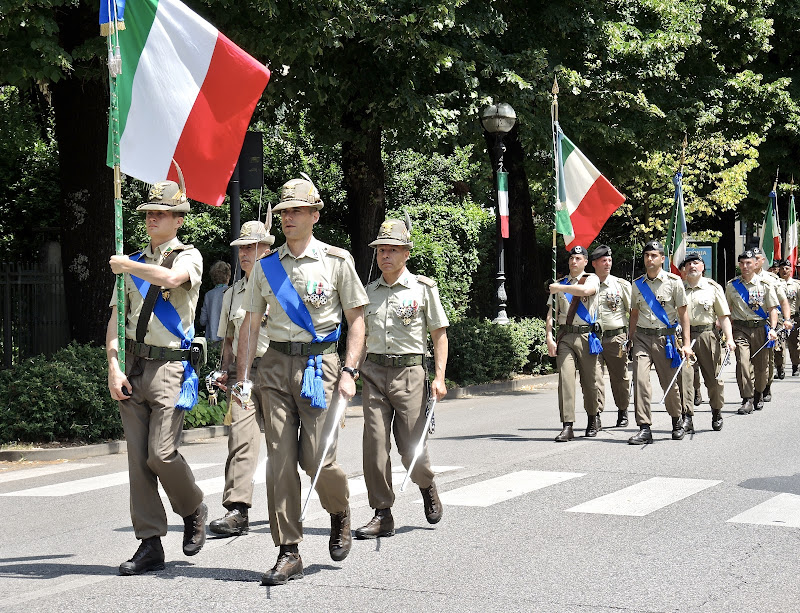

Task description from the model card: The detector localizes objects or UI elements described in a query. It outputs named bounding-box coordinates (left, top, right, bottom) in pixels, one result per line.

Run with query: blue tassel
left=311, top=356, right=326, bottom=409
left=764, top=324, right=775, bottom=348
left=666, top=336, right=682, bottom=368
left=301, top=356, right=316, bottom=399
left=176, top=360, right=199, bottom=410
left=588, top=333, right=603, bottom=355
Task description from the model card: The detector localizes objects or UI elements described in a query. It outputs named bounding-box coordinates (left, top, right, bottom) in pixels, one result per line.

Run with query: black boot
left=762, top=386, right=772, bottom=402
left=671, top=416, right=685, bottom=440
left=738, top=398, right=754, bottom=415
left=119, top=537, right=165, bottom=576
left=777, top=366, right=785, bottom=380
left=682, top=412, right=695, bottom=434
left=616, top=410, right=629, bottom=427
left=261, top=545, right=303, bottom=585
left=329, top=507, right=352, bottom=561
left=555, top=422, right=574, bottom=442
left=354, top=508, right=395, bottom=539
left=596, top=413, right=602, bottom=431
left=209, top=504, right=249, bottom=536
left=754, top=391, right=764, bottom=411
left=585, top=415, right=599, bottom=437
left=793, top=365, right=799, bottom=377
left=711, top=410, right=723, bottom=431
left=694, top=389, right=703, bottom=406
left=182, top=502, right=207, bottom=556
left=420, top=482, right=443, bottom=524
left=628, top=425, right=652, bottom=445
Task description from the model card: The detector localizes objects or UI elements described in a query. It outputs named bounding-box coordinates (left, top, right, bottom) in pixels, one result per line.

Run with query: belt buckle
left=289, top=341, right=303, bottom=355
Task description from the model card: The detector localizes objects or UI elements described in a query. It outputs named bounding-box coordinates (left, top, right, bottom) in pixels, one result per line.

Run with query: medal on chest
left=788, top=286, right=797, bottom=300
left=700, top=297, right=712, bottom=312
left=304, top=280, right=332, bottom=308
left=395, top=299, right=419, bottom=325
left=749, top=287, right=764, bottom=311
left=604, top=289, right=622, bottom=312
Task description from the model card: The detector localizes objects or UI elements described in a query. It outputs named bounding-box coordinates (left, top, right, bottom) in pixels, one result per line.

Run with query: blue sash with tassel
left=635, top=276, right=682, bottom=368
left=562, top=276, right=603, bottom=354
left=732, top=278, right=774, bottom=348
left=129, top=253, right=198, bottom=410
left=260, top=252, right=340, bottom=409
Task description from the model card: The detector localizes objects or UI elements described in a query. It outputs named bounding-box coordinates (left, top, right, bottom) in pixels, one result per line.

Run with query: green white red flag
left=102, top=0, right=270, bottom=206
left=497, top=171, right=509, bottom=238
left=666, top=172, right=687, bottom=274
left=787, top=193, right=798, bottom=271
left=760, top=190, right=781, bottom=265
left=555, top=126, right=625, bottom=250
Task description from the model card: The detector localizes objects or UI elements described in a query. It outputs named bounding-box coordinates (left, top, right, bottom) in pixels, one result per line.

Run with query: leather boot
left=119, top=537, right=165, bottom=576
left=182, top=502, right=207, bottom=556
left=585, top=415, right=599, bottom=437
left=354, top=508, right=395, bottom=539
left=777, top=366, right=785, bottom=380
left=261, top=545, right=303, bottom=585
left=209, top=505, right=249, bottom=536
left=420, top=482, right=443, bottom=524
left=555, top=422, right=574, bottom=442
left=628, top=425, right=652, bottom=445
left=682, top=412, right=695, bottom=434
left=711, top=410, right=723, bottom=431
left=596, top=413, right=602, bottom=431
left=616, top=411, right=629, bottom=427
left=762, top=386, right=772, bottom=403
left=754, top=391, right=764, bottom=411
left=793, top=365, right=799, bottom=376
left=671, top=416, right=685, bottom=440
left=329, top=507, right=352, bottom=561
left=738, top=398, right=754, bottom=414
left=694, top=389, right=703, bottom=406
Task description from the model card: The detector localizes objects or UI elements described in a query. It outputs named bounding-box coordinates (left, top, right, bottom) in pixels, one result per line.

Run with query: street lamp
left=481, top=103, right=517, bottom=324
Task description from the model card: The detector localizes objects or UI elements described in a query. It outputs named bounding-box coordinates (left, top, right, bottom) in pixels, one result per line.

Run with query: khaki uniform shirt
left=631, top=269, right=687, bottom=329
left=725, top=275, right=779, bottom=321
left=782, top=278, right=800, bottom=314
left=365, top=269, right=449, bottom=355
left=110, top=237, right=202, bottom=349
left=761, top=270, right=787, bottom=303
left=554, top=272, right=600, bottom=325
left=597, top=275, right=631, bottom=330
left=243, top=237, right=368, bottom=342
left=684, top=277, right=730, bottom=325
left=218, top=276, right=270, bottom=356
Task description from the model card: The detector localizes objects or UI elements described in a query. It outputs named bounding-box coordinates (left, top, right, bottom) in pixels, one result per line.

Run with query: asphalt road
left=2, top=363, right=800, bottom=613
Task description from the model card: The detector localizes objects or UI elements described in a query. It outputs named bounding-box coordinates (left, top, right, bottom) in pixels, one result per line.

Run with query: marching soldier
left=208, top=221, right=274, bottom=536
left=235, top=177, right=368, bottom=586
left=354, top=218, right=448, bottom=540
left=590, top=245, right=632, bottom=427
left=546, top=245, right=603, bottom=442
left=627, top=240, right=692, bottom=445
left=679, top=253, right=735, bottom=432
left=777, top=259, right=800, bottom=377
left=725, top=250, right=779, bottom=414
left=106, top=175, right=207, bottom=575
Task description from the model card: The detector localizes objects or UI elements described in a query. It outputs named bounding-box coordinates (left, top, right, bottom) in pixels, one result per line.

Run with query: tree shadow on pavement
left=739, top=474, right=800, bottom=495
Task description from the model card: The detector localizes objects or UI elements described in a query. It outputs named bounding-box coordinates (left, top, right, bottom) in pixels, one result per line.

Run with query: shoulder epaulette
left=666, top=272, right=682, bottom=281
left=325, top=246, right=349, bottom=259
left=416, top=275, right=436, bottom=287
left=634, top=274, right=645, bottom=283
left=708, top=279, right=724, bottom=291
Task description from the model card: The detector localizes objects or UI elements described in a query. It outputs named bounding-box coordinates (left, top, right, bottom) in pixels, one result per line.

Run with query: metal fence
left=0, top=263, right=70, bottom=368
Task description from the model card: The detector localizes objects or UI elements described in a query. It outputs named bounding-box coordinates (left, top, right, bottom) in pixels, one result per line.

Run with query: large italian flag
left=760, top=191, right=781, bottom=267
left=787, top=194, right=798, bottom=271
left=104, top=0, right=270, bottom=206
left=555, top=127, right=625, bottom=250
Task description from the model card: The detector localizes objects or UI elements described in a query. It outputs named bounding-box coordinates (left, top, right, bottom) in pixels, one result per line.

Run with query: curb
left=0, top=373, right=556, bottom=462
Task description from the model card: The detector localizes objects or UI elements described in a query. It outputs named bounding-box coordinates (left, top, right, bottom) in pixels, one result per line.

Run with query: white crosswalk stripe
left=301, top=466, right=463, bottom=502
left=0, top=463, right=100, bottom=484
left=727, top=493, right=800, bottom=528
left=567, top=477, right=722, bottom=516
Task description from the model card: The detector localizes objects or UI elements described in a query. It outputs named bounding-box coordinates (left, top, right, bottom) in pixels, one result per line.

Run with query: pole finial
left=552, top=77, right=559, bottom=96
left=773, top=167, right=780, bottom=193
left=679, top=133, right=688, bottom=172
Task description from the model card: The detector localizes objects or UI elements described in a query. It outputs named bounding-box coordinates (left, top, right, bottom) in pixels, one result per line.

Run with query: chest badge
left=304, top=280, right=332, bottom=308
left=395, top=300, right=419, bottom=325
left=605, top=290, right=621, bottom=312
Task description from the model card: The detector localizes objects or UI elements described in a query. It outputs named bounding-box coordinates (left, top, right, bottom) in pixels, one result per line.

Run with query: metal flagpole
left=550, top=77, right=559, bottom=297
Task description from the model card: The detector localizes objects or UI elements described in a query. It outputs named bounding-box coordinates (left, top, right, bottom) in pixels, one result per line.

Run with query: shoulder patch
left=325, top=246, right=349, bottom=259
left=416, top=275, right=436, bottom=287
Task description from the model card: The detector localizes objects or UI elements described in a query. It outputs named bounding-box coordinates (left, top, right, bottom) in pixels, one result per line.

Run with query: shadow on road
left=739, top=474, right=800, bottom=495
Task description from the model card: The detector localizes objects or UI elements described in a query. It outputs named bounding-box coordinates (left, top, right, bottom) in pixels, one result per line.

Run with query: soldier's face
left=740, top=257, right=757, bottom=276
left=686, top=260, right=704, bottom=278
left=377, top=245, right=410, bottom=276
left=643, top=250, right=664, bottom=273
left=280, top=207, right=319, bottom=241
left=593, top=256, right=612, bottom=277
left=568, top=255, right=587, bottom=275
left=145, top=210, right=183, bottom=242
left=239, top=242, right=269, bottom=275
left=780, top=264, right=793, bottom=279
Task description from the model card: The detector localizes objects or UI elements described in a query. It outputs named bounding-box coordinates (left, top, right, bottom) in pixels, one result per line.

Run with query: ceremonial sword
left=400, top=396, right=437, bottom=492
left=751, top=330, right=782, bottom=359
left=659, top=338, right=697, bottom=404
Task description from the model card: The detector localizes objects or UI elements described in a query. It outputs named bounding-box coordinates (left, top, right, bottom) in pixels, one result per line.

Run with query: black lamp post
left=481, top=103, right=517, bottom=324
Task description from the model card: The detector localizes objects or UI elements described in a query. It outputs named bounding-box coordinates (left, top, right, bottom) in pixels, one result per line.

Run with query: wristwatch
left=341, top=366, right=360, bottom=381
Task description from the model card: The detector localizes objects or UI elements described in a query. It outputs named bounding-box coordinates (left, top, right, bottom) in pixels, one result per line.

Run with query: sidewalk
left=0, top=373, right=557, bottom=462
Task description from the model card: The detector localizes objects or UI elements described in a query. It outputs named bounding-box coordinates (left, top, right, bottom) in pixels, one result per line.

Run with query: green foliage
left=446, top=317, right=552, bottom=386
left=0, top=342, right=122, bottom=444
left=183, top=397, right=227, bottom=430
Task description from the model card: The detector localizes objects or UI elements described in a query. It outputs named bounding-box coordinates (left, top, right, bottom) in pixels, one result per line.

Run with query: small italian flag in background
left=787, top=193, right=798, bottom=271
left=101, top=0, right=270, bottom=206
left=497, top=171, right=509, bottom=238
left=760, top=190, right=781, bottom=266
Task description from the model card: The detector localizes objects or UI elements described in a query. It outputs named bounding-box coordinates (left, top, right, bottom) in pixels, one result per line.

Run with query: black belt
left=690, top=324, right=714, bottom=333
left=269, top=341, right=338, bottom=356
left=125, top=339, right=189, bottom=361
left=366, top=353, right=424, bottom=367
left=732, top=319, right=764, bottom=329
left=561, top=324, right=591, bottom=334
left=638, top=327, right=677, bottom=336
left=602, top=327, right=626, bottom=338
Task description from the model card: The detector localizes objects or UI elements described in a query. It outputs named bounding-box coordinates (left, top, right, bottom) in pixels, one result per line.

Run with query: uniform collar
left=684, top=275, right=707, bottom=290
left=598, top=274, right=615, bottom=285
left=144, top=236, right=183, bottom=259
left=567, top=272, right=585, bottom=284
left=644, top=269, right=668, bottom=283
left=234, top=276, right=248, bottom=293
left=378, top=269, right=413, bottom=288
left=278, top=236, right=323, bottom=261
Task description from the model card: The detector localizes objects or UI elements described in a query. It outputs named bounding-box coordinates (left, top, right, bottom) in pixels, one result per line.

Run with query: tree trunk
left=341, top=119, right=385, bottom=283
left=53, top=6, right=115, bottom=344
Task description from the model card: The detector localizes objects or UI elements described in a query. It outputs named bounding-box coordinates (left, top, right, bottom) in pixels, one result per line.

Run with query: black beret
left=680, top=253, right=703, bottom=268
left=751, top=246, right=764, bottom=256
left=738, top=250, right=755, bottom=260
left=569, top=245, right=587, bottom=257
left=591, top=244, right=612, bottom=261
left=643, top=240, right=664, bottom=254
left=778, top=259, right=792, bottom=267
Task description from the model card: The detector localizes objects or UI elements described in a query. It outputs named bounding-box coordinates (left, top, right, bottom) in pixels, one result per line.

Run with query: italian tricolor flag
left=760, top=191, right=781, bottom=267
left=787, top=194, right=798, bottom=271
left=555, top=126, right=625, bottom=250
left=666, top=172, right=687, bottom=274
left=102, top=0, right=270, bottom=206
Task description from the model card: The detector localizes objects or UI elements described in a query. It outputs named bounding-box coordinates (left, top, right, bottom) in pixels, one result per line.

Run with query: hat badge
left=379, top=221, right=394, bottom=237
left=149, top=183, right=165, bottom=200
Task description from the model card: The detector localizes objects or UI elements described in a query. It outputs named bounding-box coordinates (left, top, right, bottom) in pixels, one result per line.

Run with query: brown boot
left=585, top=415, right=599, bottom=437
left=420, top=482, right=443, bottom=524
left=354, top=508, right=395, bottom=539
left=261, top=546, right=303, bottom=585
left=329, top=507, right=352, bottom=561
left=555, top=422, right=574, bottom=442
left=182, top=503, right=207, bottom=556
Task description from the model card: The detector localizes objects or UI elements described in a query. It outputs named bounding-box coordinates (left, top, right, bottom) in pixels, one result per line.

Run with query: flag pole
left=666, top=135, right=687, bottom=270
left=550, top=77, right=559, bottom=290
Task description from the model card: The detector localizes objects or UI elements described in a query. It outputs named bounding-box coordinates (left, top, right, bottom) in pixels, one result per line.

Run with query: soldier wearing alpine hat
left=546, top=245, right=603, bottom=442
left=354, top=217, right=448, bottom=540
left=776, top=258, right=800, bottom=377
left=725, top=250, right=779, bottom=413
left=106, top=168, right=208, bottom=575
left=236, top=176, right=368, bottom=586
left=627, top=240, right=692, bottom=445
left=590, top=244, right=632, bottom=427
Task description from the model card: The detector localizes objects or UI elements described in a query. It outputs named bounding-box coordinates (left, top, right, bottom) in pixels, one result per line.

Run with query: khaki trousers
left=776, top=326, right=800, bottom=369
left=221, top=360, right=264, bottom=510
left=360, top=360, right=434, bottom=510
left=256, top=348, right=348, bottom=546
left=632, top=330, right=683, bottom=426
left=598, top=333, right=630, bottom=412
left=556, top=332, right=601, bottom=423
left=119, top=354, right=204, bottom=540
left=680, top=330, right=724, bottom=414
left=733, top=325, right=769, bottom=398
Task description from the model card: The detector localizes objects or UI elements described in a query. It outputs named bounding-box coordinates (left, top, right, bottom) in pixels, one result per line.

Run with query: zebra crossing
left=1, top=461, right=798, bottom=528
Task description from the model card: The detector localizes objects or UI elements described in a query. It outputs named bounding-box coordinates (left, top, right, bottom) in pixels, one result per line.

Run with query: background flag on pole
left=787, top=193, right=798, bottom=271
left=760, top=189, right=781, bottom=265
left=666, top=172, right=687, bottom=274
left=104, top=0, right=270, bottom=206
left=555, top=126, right=625, bottom=250
left=497, top=171, right=509, bottom=238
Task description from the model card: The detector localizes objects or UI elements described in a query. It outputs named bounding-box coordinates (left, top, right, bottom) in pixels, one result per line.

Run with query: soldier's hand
left=768, top=328, right=779, bottom=341
left=109, top=255, right=130, bottom=274
left=108, top=368, right=132, bottom=401
left=680, top=345, right=695, bottom=360
left=726, top=339, right=736, bottom=352
left=338, top=374, right=356, bottom=400
left=431, top=378, right=448, bottom=401
left=547, top=337, right=557, bottom=358
left=783, top=319, right=794, bottom=331
left=215, top=372, right=229, bottom=392
left=548, top=283, right=561, bottom=295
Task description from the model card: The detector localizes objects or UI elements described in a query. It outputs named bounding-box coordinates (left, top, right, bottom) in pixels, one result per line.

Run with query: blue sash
left=561, top=276, right=603, bottom=354
left=635, top=276, right=682, bottom=367
left=129, top=252, right=198, bottom=410
left=260, top=252, right=341, bottom=409
left=732, top=278, right=774, bottom=348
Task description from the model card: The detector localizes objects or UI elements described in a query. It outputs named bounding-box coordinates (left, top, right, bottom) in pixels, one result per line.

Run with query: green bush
left=446, top=317, right=552, bottom=386
left=183, top=397, right=227, bottom=429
